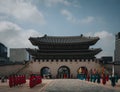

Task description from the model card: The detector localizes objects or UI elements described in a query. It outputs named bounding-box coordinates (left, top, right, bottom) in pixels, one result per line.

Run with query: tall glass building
left=0, top=43, right=7, bottom=61
left=115, top=32, right=120, bottom=62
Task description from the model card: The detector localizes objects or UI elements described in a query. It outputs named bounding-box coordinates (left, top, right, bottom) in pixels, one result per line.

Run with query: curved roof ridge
left=43, top=34, right=99, bottom=39
left=29, top=34, right=100, bottom=45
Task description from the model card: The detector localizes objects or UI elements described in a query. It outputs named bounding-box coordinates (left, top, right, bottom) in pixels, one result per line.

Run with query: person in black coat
left=97, top=73, right=101, bottom=84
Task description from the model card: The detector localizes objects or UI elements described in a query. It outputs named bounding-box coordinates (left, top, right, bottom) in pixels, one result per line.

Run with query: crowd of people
left=77, top=68, right=119, bottom=87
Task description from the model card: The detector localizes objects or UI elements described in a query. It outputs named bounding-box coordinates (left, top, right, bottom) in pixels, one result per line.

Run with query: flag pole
left=112, top=61, right=114, bottom=77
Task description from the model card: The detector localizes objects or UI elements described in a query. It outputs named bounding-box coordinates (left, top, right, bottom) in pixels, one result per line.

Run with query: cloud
left=81, top=16, right=94, bottom=24
left=43, top=0, right=81, bottom=8
left=0, top=0, right=45, bottom=25
left=85, top=31, right=115, bottom=58
left=61, top=9, right=94, bottom=24
left=61, top=9, right=77, bottom=23
left=44, top=0, right=71, bottom=7
left=0, top=21, right=43, bottom=49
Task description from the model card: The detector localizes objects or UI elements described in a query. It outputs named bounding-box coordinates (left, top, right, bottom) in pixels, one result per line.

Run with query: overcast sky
left=0, top=0, right=120, bottom=58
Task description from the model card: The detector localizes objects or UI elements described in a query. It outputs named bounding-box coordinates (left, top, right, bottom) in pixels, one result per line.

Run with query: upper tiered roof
left=27, top=34, right=102, bottom=59
left=29, top=34, right=100, bottom=46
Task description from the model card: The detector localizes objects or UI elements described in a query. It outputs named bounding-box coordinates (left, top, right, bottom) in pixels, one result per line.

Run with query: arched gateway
left=27, top=34, right=102, bottom=79
left=40, top=67, right=51, bottom=78
left=57, top=66, right=70, bottom=78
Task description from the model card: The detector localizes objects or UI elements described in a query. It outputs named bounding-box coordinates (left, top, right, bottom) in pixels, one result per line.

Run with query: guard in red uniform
left=106, top=74, right=109, bottom=81
left=29, top=74, right=34, bottom=88
left=14, top=75, right=17, bottom=86
left=23, top=75, right=25, bottom=83
left=24, top=75, right=26, bottom=83
left=16, top=75, right=19, bottom=86
left=21, top=75, right=23, bottom=85
left=9, top=75, right=13, bottom=88
left=102, top=74, right=106, bottom=85
left=39, top=75, right=42, bottom=84
left=87, top=74, right=90, bottom=81
left=12, top=75, right=16, bottom=87
left=64, top=74, right=67, bottom=78
left=19, top=75, right=21, bottom=85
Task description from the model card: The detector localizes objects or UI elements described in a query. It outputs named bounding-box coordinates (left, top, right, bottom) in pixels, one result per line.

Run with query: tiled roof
left=27, top=48, right=101, bottom=59
left=29, top=35, right=99, bottom=45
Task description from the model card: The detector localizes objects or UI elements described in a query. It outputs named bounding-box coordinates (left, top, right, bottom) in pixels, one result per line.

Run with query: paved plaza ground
left=0, top=79, right=120, bottom=92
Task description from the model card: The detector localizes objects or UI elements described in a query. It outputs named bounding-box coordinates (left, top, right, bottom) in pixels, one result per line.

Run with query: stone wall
left=104, top=64, right=120, bottom=76
left=23, top=59, right=102, bottom=78
left=0, top=59, right=106, bottom=78
left=0, top=64, right=24, bottom=76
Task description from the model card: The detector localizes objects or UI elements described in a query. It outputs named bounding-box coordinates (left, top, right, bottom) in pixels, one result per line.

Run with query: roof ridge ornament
left=44, top=34, right=47, bottom=37
left=80, top=34, right=83, bottom=37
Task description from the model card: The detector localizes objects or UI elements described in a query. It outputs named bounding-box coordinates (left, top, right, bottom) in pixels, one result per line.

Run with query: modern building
left=114, top=32, right=120, bottom=62
left=101, top=56, right=113, bottom=64
left=0, top=43, right=7, bottom=62
left=10, top=48, right=31, bottom=62
left=27, top=35, right=102, bottom=78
